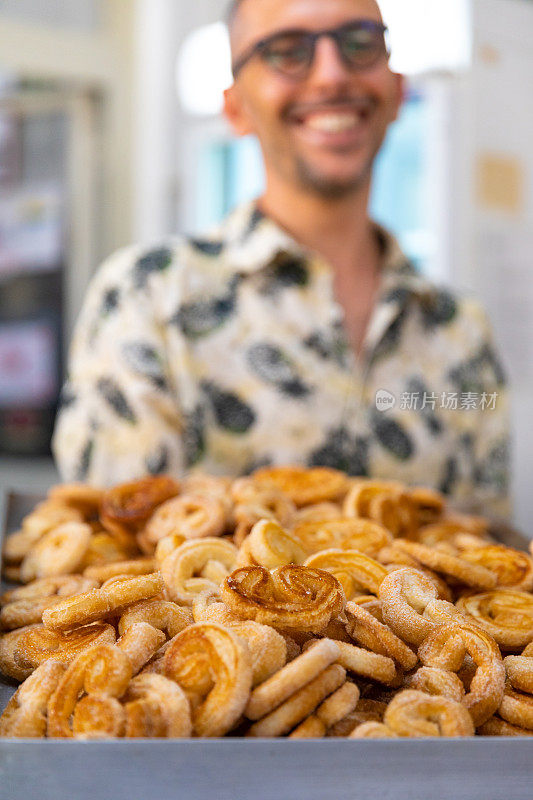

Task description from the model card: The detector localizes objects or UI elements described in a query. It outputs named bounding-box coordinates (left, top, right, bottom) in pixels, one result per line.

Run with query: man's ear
left=391, top=72, right=405, bottom=122
left=223, top=85, right=255, bottom=136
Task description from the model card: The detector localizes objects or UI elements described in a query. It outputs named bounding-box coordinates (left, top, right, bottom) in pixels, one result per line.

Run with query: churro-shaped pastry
left=83, top=559, right=156, bottom=583
left=161, top=538, right=237, bottom=605
left=47, top=644, right=132, bottom=738
left=498, top=685, right=533, bottom=730
left=504, top=646, right=533, bottom=694
left=333, top=641, right=397, bottom=684
left=245, top=638, right=340, bottom=720
left=379, top=568, right=440, bottom=646
left=116, top=622, right=166, bottom=674
left=222, top=565, right=345, bottom=633
left=236, top=520, right=305, bottom=570
left=20, top=522, right=92, bottom=583
left=343, top=601, right=417, bottom=670
left=0, top=660, right=65, bottom=737
left=118, top=599, right=193, bottom=640
left=456, top=590, right=533, bottom=649
left=404, top=667, right=465, bottom=702
left=460, top=545, right=533, bottom=591
left=315, top=681, right=360, bottom=727
left=247, top=664, right=346, bottom=737
left=350, top=721, right=397, bottom=738
left=253, top=466, right=349, bottom=507
left=304, top=550, right=388, bottom=599
left=123, top=672, right=192, bottom=738
left=382, top=689, right=475, bottom=737
left=478, top=716, right=533, bottom=736
left=392, top=540, right=496, bottom=590
left=42, top=573, right=164, bottom=631
left=418, top=621, right=505, bottom=726
left=0, top=622, right=116, bottom=681
left=292, top=518, right=392, bottom=558
left=100, top=476, right=180, bottom=540
left=144, top=493, right=226, bottom=545
left=163, top=623, right=252, bottom=737
left=288, top=715, right=326, bottom=738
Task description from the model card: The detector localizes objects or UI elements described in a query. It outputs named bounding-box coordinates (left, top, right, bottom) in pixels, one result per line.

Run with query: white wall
left=462, top=0, right=533, bottom=533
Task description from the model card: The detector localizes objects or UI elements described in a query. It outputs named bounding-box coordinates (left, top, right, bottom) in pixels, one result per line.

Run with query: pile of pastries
left=1, top=467, right=533, bottom=739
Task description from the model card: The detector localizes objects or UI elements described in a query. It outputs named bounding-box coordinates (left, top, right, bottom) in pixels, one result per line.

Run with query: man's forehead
left=229, top=0, right=384, bottom=51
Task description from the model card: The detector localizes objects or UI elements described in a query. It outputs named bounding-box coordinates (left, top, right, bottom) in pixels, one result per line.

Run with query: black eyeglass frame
left=231, top=19, right=390, bottom=79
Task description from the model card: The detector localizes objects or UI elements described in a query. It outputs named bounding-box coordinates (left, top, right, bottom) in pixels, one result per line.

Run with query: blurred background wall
left=0, top=0, right=532, bottom=534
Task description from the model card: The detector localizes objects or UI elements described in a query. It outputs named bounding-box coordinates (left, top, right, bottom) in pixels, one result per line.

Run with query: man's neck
left=258, top=175, right=378, bottom=276
left=258, top=176, right=382, bottom=357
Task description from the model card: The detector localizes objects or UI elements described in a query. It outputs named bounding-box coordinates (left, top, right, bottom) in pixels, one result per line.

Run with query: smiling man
left=53, top=0, right=510, bottom=519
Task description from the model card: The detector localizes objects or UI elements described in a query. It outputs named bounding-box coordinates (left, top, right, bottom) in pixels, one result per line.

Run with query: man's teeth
left=303, top=113, right=361, bottom=133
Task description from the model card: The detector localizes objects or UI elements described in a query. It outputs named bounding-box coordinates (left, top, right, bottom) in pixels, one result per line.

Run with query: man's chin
left=295, top=160, right=371, bottom=199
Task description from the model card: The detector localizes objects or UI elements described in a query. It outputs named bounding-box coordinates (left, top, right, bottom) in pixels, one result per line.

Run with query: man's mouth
left=287, top=100, right=374, bottom=143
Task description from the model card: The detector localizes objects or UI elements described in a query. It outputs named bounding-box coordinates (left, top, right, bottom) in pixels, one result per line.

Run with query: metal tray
left=1, top=491, right=533, bottom=800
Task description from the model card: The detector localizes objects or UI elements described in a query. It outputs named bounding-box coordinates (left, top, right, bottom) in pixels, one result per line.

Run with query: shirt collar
left=209, top=199, right=434, bottom=300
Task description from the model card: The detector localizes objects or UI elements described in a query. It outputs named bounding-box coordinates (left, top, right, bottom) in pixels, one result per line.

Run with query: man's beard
left=294, top=154, right=374, bottom=199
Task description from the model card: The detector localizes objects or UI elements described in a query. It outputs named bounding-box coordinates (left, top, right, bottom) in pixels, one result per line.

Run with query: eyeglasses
left=231, top=19, right=390, bottom=80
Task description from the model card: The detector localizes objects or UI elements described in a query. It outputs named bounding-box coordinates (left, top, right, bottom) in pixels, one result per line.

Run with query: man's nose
left=306, top=36, right=352, bottom=85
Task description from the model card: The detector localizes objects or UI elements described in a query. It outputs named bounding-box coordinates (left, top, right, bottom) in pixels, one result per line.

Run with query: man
left=53, top=0, right=510, bottom=518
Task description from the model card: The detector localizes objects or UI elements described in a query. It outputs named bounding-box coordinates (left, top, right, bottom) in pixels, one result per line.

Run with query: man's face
left=224, top=0, right=404, bottom=198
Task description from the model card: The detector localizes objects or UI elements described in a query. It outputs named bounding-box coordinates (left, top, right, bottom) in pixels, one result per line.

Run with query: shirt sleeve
left=448, top=300, right=511, bottom=521
left=52, top=244, right=186, bottom=487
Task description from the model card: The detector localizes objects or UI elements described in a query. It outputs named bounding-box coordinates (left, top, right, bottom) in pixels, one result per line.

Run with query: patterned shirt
left=52, top=201, right=510, bottom=517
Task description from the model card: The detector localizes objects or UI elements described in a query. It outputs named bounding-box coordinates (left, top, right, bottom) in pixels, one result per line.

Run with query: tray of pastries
left=1, top=468, right=533, bottom=800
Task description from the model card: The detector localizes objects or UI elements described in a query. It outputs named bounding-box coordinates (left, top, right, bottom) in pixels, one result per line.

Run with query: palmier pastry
left=403, top=666, right=465, bottom=702
left=100, top=476, right=180, bottom=540
left=20, top=522, right=92, bottom=583
left=459, top=545, right=533, bottom=592
left=292, top=518, right=392, bottom=558
left=236, top=520, right=305, bottom=570
left=47, top=644, right=132, bottom=738
left=456, top=589, right=533, bottom=649
left=123, top=672, right=192, bottom=738
left=0, top=622, right=116, bottom=681
left=221, top=565, right=345, bottom=633
left=0, top=660, right=65, bottom=737
left=163, top=623, right=252, bottom=737
left=144, top=493, right=226, bottom=544
left=304, top=549, right=388, bottom=599
left=161, top=538, right=238, bottom=605
left=118, top=599, right=193, bottom=639
left=252, top=466, right=349, bottom=507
